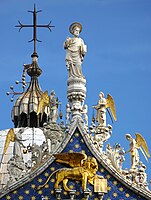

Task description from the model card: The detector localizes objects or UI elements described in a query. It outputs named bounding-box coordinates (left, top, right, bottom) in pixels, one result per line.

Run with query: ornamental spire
left=15, top=4, right=55, bottom=57
left=64, top=22, right=88, bottom=126
left=11, top=5, right=55, bottom=128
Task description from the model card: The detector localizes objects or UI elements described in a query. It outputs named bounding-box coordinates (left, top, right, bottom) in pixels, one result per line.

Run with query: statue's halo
left=69, top=22, right=82, bottom=34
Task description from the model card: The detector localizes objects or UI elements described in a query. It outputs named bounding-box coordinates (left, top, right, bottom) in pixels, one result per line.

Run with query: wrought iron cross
left=15, top=4, right=55, bottom=54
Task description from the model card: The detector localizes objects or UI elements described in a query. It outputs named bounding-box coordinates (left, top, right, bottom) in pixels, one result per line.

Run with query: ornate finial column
left=64, top=22, right=87, bottom=119
left=11, top=6, right=55, bottom=128
left=67, top=77, right=86, bottom=117
left=11, top=52, right=44, bottom=128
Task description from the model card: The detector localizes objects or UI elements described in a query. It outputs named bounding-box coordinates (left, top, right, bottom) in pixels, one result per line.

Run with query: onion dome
left=11, top=53, right=49, bottom=128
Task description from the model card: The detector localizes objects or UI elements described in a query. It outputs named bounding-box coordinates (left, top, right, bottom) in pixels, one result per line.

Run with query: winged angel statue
left=125, top=133, right=150, bottom=170
left=37, top=90, right=59, bottom=123
left=2, top=128, right=15, bottom=158
left=93, top=92, right=117, bottom=126
left=1, top=128, right=26, bottom=163
left=37, top=152, right=105, bottom=191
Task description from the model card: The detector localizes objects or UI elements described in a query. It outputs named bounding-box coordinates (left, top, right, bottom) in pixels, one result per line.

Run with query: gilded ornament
left=94, top=176, right=107, bottom=193
left=106, top=94, right=117, bottom=122
left=3, top=128, right=15, bottom=156
left=37, top=152, right=107, bottom=192
left=37, top=91, right=50, bottom=118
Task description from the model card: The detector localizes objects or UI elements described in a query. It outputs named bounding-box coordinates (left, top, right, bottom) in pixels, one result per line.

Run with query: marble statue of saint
left=64, top=22, right=87, bottom=78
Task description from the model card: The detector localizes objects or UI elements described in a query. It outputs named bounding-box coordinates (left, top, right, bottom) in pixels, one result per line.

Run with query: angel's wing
left=3, top=128, right=15, bottom=155
left=54, top=152, right=87, bottom=167
left=135, top=133, right=150, bottom=161
left=106, top=94, right=117, bottom=121
left=37, top=91, right=50, bottom=116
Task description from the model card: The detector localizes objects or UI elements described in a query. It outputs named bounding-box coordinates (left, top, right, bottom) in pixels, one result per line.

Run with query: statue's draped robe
left=13, top=132, right=23, bottom=160
left=130, top=139, right=139, bottom=169
left=49, top=96, right=58, bottom=123
left=65, top=37, right=87, bottom=78
left=96, top=98, right=107, bottom=127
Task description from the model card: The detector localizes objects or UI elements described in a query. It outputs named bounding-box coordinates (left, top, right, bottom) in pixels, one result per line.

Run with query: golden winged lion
left=126, top=133, right=150, bottom=170
left=37, top=152, right=103, bottom=191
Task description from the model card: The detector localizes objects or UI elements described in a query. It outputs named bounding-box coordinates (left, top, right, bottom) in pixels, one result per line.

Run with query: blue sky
left=0, top=0, right=151, bottom=187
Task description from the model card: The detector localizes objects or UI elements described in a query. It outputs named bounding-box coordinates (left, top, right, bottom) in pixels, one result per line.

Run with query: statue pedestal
left=83, top=189, right=91, bottom=200
left=69, top=190, right=76, bottom=200
left=67, top=77, right=86, bottom=117
left=98, top=192, right=104, bottom=200
left=94, top=125, right=112, bottom=151
left=55, top=188, right=62, bottom=200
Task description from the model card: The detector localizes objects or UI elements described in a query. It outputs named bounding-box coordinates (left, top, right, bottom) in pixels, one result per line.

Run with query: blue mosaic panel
left=1, top=129, right=145, bottom=200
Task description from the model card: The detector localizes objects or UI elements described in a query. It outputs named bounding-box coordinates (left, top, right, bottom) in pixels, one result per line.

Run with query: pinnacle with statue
left=64, top=22, right=87, bottom=79
left=0, top=5, right=151, bottom=200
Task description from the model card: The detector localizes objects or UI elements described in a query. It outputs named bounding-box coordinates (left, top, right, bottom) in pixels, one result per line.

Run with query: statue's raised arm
left=64, top=22, right=87, bottom=78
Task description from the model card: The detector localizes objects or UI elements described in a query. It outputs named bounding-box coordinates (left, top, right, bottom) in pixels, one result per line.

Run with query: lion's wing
left=54, top=152, right=87, bottom=167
